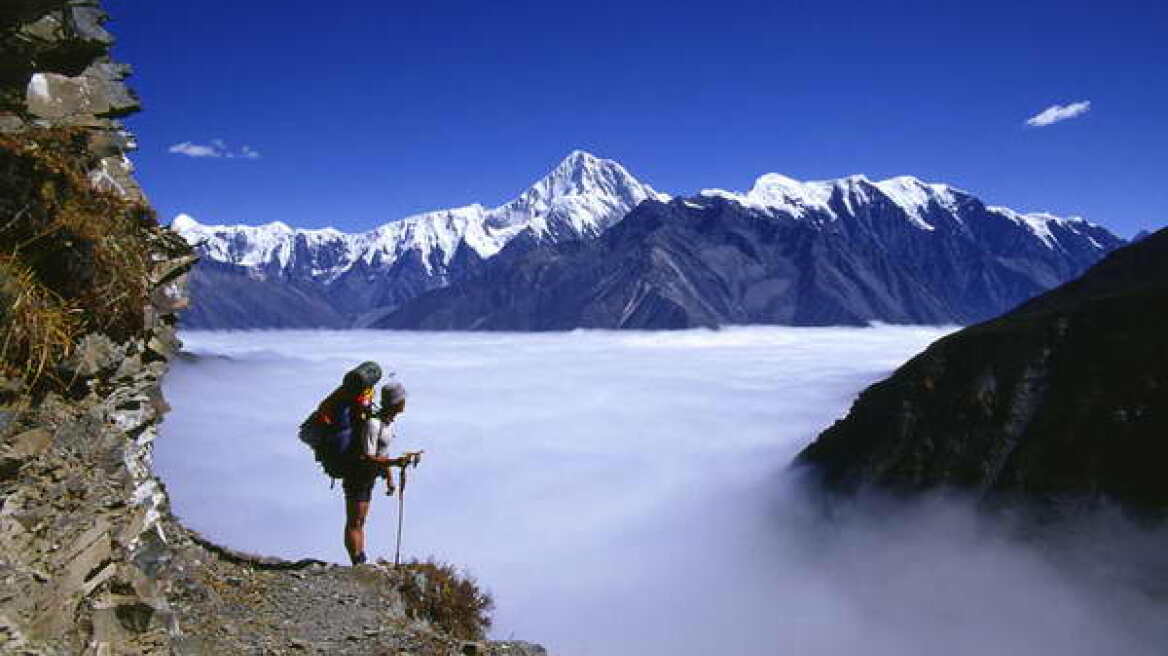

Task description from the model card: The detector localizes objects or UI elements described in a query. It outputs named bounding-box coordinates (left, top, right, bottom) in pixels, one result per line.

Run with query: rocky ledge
left=164, top=532, right=544, bottom=656
left=0, top=237, right=195, bottom=652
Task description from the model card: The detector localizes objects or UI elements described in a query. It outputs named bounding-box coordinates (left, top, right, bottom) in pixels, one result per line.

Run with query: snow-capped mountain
left=700, top=172, right=1112, bottom=251
left=175, top=150, right=666, bottom=280
left=174, top=151, right=667, bottom=328
left=376, top=172, right=1125, bottom=330
left=175, top=153, right=1124, bottom=330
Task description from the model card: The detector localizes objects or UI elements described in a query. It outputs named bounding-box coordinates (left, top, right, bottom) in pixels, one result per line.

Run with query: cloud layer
left=1026, top=101, right=1091, bottom=127
left=168, top=138, right=261, bottom=159
left=157, top=328, right=1168, bottom=655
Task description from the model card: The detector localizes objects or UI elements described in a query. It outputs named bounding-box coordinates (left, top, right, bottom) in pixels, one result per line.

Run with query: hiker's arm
left=360, top=453, right=410, bottom=467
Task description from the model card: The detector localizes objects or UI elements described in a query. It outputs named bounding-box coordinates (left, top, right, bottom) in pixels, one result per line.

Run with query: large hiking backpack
left=343, top=361, right=382, bottom=393
left=299, top=361, right=382, bottom=479
left=298, top=417, right=351, bottom=479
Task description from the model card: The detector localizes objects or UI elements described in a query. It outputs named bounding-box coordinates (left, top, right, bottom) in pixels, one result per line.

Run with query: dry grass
left=392, top=558, right=495, bottom=641
left=0, top=256, right=79, bottom=386
left=0, top=127, right=158, bottom=392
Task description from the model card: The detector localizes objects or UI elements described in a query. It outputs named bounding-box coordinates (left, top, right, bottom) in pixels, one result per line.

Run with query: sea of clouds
left=156, top=327, right=1168, bottom=655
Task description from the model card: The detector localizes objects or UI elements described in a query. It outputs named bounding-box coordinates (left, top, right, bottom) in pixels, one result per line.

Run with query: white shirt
left=362, top=417, right=394, bottom=459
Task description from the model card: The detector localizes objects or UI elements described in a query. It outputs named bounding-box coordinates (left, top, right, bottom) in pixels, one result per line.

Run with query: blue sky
left=113, top=0, right=1166, bottom=237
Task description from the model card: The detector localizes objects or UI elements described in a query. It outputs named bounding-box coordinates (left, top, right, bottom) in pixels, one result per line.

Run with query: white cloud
left=167, top=139, right=262, bottom=159
left=1026, top=101, right=1091, bottom=127
left=167, top=141, right=221, bottom=158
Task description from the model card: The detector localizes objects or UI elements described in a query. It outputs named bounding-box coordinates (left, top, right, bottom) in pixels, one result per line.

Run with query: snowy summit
left=172, top=151, right=665, bottom=281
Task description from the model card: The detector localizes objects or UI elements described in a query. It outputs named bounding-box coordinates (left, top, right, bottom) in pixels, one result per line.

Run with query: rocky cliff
left=794, top=228, right=1168, bottom=513
left=0, top=4, right=545, bottom=653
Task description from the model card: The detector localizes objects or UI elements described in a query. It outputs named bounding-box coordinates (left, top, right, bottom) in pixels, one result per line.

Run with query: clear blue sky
left=112, top=0, right=1166, bottom=237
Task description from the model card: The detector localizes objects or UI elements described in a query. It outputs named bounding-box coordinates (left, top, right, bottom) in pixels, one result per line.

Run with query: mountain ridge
left=174, top=150, right=666, bottom=280
left=175, top=151, right=667, bottom=328
left=174, top=154, right=1125, bottom=330
left=376, top=183, right=1125, bottom=330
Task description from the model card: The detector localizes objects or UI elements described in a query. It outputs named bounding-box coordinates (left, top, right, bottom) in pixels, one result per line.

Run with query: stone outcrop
left=794, top=228, right=1168, bottom=514
left=0, top=3, right=547, bottom=653
left=1, top=0, right=142, bottom=198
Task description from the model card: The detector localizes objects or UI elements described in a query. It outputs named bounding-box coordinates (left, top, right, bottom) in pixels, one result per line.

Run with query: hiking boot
left=351, top=551, right=367, bottom=566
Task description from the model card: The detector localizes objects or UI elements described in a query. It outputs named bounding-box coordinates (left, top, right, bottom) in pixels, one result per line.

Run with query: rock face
left=794, top=228, right=1168, bottom=511
left=1, top=0, right=142, bottom=197
left=173, top=151, right=668, bottom=329
left=0, top=4, right=548, bottom=654
left=378, top=187, right=1123, bottom=330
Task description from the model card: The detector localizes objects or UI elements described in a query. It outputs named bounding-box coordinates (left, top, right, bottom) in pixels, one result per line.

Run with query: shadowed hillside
left=796, top=228, right=1168, bottom=513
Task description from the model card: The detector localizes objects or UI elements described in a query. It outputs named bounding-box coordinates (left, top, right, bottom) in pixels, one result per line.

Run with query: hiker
left=341, top=380, right=409, bottom=565
left=300, top=363, right=417, bottom=565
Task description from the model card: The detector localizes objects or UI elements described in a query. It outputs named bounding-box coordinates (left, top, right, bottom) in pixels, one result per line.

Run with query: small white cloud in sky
left=168, top=139, right=262, bottom=159
left=1026, top=101, right=1091, bottom=127
left=167, top=141, right=219, bottom=158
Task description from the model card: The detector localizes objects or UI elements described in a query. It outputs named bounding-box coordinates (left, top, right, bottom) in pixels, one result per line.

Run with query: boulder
left=25, top=60, right=139, bottom=122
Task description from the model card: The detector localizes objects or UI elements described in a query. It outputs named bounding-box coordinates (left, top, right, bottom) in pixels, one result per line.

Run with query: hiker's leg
left=344, top=497, right=370, bottom=563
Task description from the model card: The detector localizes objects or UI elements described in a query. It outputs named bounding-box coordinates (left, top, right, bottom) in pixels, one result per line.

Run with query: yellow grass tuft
left=0, top=127, right=159, bottom=394
left=391, top=557, right=495, bottom=641
left=0, top=256, right=78, bottom=387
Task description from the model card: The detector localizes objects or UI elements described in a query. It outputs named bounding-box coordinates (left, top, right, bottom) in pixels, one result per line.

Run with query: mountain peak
left=262, top=220, right=294, bottom=232
left=705, top=172, right=969, bottom=231
left=703, top=173, right=835, bottom=218
left=477, top=152, right=667, bottom=240
left=541, top=150, right=629, bottom=188
left=518, top=151, right=664, bottom=206
left=561, top=149, right=600, bottom=165
left=750, top=173, right=804, bottom=192
left=171, top=213, right=201, bottom=232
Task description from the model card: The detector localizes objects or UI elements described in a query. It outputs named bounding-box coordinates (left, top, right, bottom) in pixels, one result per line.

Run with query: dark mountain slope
left=795, top=228, right=1168, bottom=511
left=182, top=260, right=347, bottom=329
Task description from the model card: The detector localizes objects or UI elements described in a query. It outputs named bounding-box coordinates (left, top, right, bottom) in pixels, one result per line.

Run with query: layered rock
left=1, top=0, right=142, bottom=198
left=0, top=5, right=179, bottom=649
left=378, top=185, right=1123, bottom=330
left=794, top=228, right=1168, bottom=512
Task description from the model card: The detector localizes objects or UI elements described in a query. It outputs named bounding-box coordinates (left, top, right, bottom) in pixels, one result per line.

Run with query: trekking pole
left=394, top=463, right=407, bottom=567
left=392, top=451, right=424, bottom=567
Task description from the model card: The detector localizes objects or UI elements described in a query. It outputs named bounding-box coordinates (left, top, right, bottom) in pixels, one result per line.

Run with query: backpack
left=299, top=361, right=382, bottom=480
left=298, top=416, right=350, bottom=479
